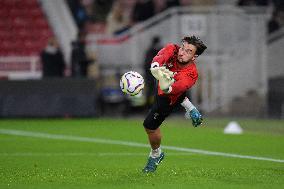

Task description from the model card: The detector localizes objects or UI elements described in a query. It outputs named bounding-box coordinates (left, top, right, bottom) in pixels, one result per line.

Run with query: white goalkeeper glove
left=150, top=62, right=174, bottom=80
left=158, top=75, right=174, bottom=93
left=161, top=67, right=174, bottom=80
left=150, top=63, right=175, bottom=93
left=150, top=66, right=163, bottom=80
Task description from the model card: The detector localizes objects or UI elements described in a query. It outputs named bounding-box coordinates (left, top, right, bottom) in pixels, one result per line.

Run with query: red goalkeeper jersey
left=151, top=43, right=198, bottom=105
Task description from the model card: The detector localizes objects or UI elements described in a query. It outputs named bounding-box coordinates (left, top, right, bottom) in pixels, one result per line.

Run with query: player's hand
left=158, top=66, right=174, bottom=80
left=159, top=75, right=174, bottom=92
left=154, top=67, right=175, bottom=92
left=150, top=66, right=175, bottom=92
left=150, top=66, right=163, bottom=80
left=162, top=68, right=174, bottom=79
left=150, top=66, right=174, bottom=81
left=185, top=108, right=203, bottom=127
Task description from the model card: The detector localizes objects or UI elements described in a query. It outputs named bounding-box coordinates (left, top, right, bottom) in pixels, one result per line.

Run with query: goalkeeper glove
left=150, top=63, right=174, bottom=80
left=181, top=97, right=203, bottom=127
left=185, top=108, right=203, bottom=127
left=150, top=63, right=175, bottom=93
left=158, top=74, right=174, bottom=92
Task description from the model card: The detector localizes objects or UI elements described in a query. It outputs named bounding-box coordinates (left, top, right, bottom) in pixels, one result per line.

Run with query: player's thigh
left=143, top=96, right=173, bottom=130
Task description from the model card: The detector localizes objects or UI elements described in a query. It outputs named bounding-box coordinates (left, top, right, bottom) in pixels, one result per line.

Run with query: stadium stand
left=0, top=0, right=53, bottom=56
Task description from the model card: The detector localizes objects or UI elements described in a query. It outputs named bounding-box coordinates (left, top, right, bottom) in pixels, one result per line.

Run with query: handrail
left=268, top=27, right=284, bottom=44
left=88, top=5, right=268, bottom=43
left=0, top=56, right=41, bottom=80
left=87, top=7, right=178, bottom=43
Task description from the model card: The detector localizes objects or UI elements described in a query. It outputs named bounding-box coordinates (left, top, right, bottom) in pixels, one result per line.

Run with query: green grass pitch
left=0, top=118, right=283, bottom=189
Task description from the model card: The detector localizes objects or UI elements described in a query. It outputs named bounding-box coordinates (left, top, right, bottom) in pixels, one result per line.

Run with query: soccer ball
left=120, top=71, right=144, bottom=96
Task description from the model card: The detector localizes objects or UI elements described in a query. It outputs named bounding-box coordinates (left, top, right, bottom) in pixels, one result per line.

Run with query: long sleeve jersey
left=151, top=43, right=198, bottom=105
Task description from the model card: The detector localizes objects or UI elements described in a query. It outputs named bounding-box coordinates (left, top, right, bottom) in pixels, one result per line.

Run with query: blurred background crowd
left=69, top=0, right=284, bottom=36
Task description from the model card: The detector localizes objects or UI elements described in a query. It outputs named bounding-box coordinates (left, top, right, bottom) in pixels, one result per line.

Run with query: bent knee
left=143, top=119, right=158, bottom=131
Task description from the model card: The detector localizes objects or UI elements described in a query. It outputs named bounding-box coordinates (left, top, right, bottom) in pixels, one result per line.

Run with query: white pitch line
left=0, top=152, right=193, bottom=157
left=0, top=128, right=283, bottom=163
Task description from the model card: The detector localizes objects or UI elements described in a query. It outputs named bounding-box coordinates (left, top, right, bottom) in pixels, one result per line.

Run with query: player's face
left=178, top=42, right=197, bottom=64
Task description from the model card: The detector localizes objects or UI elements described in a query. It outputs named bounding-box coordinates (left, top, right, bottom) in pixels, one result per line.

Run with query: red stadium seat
left=0, top=0, right=53, bottom=56
left=30, top=8, right=43, bottom=18
left=0, top=9, right=9, bottom=17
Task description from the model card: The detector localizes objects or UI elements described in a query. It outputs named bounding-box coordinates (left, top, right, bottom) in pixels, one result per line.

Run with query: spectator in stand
left=273, top=0, right=284, bottom=10
left=106, top=1, right=130, bottom=35
left=66, top=0, right=89, bottom=29
left=255, top=0, right=269, bottom=6
left=92, top=0, right=114, bottom=22
left=272, top=1, right=284, bottom=28
left=132, top=0, right=155, bottom=23
left=268, top=10, right=281, bottom=34
left=237, top=0, right=256, bottom=6
left=71, top=31, right=90, bottom=78
left=143, top=36, right=162, bottom=108
left=40, top=37, right=65, bottom=78
left=237, top=0, right=269, bottom=6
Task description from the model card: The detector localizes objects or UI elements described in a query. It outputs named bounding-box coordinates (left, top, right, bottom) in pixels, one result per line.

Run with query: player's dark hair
left=182, top=36, right=207, bottom=56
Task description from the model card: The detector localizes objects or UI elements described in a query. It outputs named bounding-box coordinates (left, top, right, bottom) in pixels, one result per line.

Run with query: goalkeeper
left=142, top=35, right=207, bottom=173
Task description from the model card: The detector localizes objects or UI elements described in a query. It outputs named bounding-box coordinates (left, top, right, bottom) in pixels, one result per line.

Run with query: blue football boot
left=142, top=152, right=165, bottom=173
